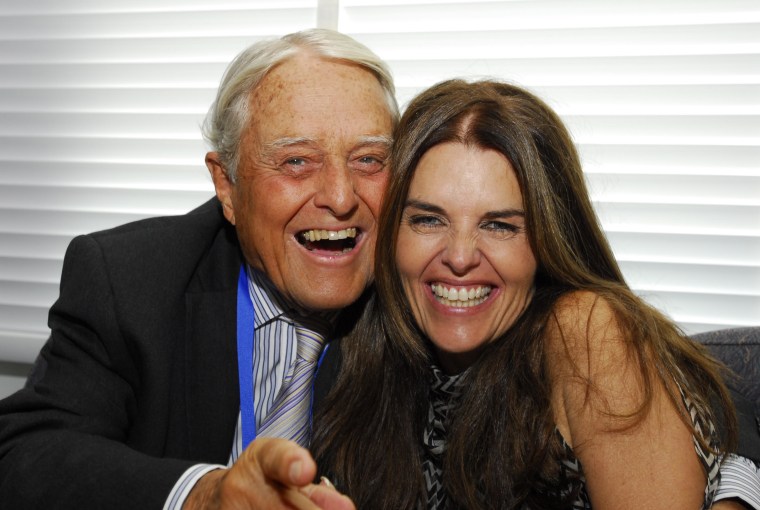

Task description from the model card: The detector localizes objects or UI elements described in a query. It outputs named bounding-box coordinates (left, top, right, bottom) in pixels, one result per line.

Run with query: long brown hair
left=312, top=79, right=736, bottom=509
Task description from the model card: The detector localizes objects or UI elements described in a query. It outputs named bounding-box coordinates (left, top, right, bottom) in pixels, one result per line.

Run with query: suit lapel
left=184, top=225, right=241, bottom=463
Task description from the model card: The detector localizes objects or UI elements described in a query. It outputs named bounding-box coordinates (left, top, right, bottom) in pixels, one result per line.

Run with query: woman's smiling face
left=396, top=142, right=538, bottom=373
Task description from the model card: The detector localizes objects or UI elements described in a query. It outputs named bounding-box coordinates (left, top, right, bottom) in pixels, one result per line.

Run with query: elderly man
left=0, top=29, right=395, bottom=509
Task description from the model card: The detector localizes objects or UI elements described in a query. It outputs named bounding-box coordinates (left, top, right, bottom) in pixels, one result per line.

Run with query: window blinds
left=0, top=0, right=757, bottom=367
left=339, top=0, right=759, bottom=333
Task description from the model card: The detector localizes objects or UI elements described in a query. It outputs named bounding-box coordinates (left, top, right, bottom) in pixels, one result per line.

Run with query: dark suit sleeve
left=0, top=234, right=194, bottom=509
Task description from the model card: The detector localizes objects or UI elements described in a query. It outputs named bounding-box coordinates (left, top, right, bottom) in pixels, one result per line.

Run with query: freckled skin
left=208, top=52, right=393, bottom=311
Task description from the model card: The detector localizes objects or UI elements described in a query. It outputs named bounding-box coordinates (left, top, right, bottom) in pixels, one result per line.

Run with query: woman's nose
left=441, top=232, right=481, bottom=275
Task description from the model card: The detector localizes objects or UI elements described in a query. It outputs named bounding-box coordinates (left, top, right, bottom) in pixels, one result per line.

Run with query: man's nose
left=313, top=161, right=359, bottom=217
left=441, top=231, right=481, bottom=275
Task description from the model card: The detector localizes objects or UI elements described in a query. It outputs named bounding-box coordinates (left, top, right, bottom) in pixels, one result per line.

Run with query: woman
left=312, top=79, right=737, bottom=509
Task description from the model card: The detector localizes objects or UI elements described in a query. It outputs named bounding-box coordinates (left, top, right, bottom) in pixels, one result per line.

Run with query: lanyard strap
left=236, top=264, right=331, bottom=450
left=236, top=265, right=257, bottom=448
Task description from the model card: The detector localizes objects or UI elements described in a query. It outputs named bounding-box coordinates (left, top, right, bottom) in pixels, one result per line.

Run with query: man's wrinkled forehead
left=240, top=55, right=394, bottom=160
left=250, top=53, right=394, bottom=119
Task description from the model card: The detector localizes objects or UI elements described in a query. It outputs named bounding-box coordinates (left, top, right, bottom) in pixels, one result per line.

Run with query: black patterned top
left=421, top=366, right=721, bottom=509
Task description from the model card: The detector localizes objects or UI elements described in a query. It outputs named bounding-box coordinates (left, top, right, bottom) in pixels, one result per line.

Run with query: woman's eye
left=482, top=220, right=522, bottom=237
left=483, top=221, right=513, bottom=231
left=407, top=214, right=445, bottom=231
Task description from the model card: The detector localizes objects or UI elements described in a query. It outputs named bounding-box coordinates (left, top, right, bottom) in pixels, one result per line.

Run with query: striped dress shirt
left=164, top=267, right=334, bottom=509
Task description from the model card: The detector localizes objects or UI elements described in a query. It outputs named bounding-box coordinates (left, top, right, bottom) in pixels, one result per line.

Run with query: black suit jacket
left=0, top=198, right=245, bottom=508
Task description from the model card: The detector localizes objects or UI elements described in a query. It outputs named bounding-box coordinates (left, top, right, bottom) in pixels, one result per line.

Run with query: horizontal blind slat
left=0, top=187, right=214, bottom=214
left=0, top=0, right=313, bottom=15
left=0, top=10, right=317, bottom=39
left=620, top=261, right=760, bottom=295
left=0, top=136, right=207, bottom=163
left=607, top=231, right=760, bottom=266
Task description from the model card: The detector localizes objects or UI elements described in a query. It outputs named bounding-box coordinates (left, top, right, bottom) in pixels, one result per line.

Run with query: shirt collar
left=246, top=264, right=338, bottom=333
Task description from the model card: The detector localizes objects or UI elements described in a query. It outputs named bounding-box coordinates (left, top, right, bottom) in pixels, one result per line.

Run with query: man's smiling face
left=210, top=53, right=393, bottom=311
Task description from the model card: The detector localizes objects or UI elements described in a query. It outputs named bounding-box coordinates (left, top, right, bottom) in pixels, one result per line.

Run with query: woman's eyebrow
left=483, top=208, right=525, bottom=219
left=403, top=199, right=445, bottom=214
left=404, top=200, right=525, bottom=219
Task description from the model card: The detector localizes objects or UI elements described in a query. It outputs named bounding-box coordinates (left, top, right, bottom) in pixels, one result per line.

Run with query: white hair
left=202, top=28, right=399, bottom=182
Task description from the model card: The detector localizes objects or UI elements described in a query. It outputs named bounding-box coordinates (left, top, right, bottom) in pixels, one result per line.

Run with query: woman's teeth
left=430, top=283, right=492, bottom=307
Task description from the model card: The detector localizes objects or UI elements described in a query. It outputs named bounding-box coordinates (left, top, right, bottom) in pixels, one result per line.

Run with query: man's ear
left=206, top=152, right=236, bottom=225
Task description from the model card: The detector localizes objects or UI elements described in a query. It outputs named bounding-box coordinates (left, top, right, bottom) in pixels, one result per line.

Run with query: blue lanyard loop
left=236, top=264, right=330, bottom=450
left=236, top=265, right=257, bottom=448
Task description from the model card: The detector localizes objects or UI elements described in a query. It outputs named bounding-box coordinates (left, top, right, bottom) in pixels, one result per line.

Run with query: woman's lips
left=430, top=283, right=493, bottom=307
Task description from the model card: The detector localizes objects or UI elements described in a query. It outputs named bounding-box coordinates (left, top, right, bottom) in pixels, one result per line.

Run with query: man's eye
left=285, top=157, right=306, bottom=166
left=280, top=156, right=318, bottom=176
left=352, top=154, right=386, bottom=174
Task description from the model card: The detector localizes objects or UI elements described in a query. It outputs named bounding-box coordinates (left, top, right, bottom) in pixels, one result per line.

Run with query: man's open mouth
left=298, top=228, right=358, bottom=253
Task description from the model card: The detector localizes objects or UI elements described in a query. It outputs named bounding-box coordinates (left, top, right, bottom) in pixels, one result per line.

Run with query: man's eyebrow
left=261, top=136, right=392, bottom=156
left=356, top=135, right=393, bottom=148
left=262, top=137, right=317, bottom=152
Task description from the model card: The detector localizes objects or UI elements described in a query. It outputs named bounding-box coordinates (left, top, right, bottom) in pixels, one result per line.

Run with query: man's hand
left=184, top=438, right=354, bottom=510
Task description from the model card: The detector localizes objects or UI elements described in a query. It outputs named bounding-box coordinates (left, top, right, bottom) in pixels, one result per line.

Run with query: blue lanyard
left=236, top=266, right=257, bottom=448
left=236, top=264, right=330, bottom=450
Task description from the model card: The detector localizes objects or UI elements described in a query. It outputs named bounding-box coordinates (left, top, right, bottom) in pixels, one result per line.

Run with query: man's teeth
left=430, top=283, right=492, bottom=307
left=301, top=227, right=357, bottom=242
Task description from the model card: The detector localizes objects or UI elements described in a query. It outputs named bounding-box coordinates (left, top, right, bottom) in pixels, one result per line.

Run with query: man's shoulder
left=90, top=197, right=224, bottom=245
left=64, top=197, right=240, bottom=290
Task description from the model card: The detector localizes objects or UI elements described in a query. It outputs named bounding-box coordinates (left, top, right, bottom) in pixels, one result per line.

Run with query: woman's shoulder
left=544, top=289, right=625, bottom=369
left=544, top=289, right=645, bottom=436
left=549, top=289, right=617, bottom=324
left=544, top=289, right=713, bottom=509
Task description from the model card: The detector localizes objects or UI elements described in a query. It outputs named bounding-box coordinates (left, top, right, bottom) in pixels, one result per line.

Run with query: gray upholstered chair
left=691, top=327, right=760, bottom=460
left=691, top=327, right=760, bottom=414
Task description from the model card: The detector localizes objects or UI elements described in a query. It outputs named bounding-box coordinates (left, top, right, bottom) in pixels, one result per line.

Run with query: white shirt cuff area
left=714, top=453, right=760, bottom=509
left=162, top=463, right=225, bottom=510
